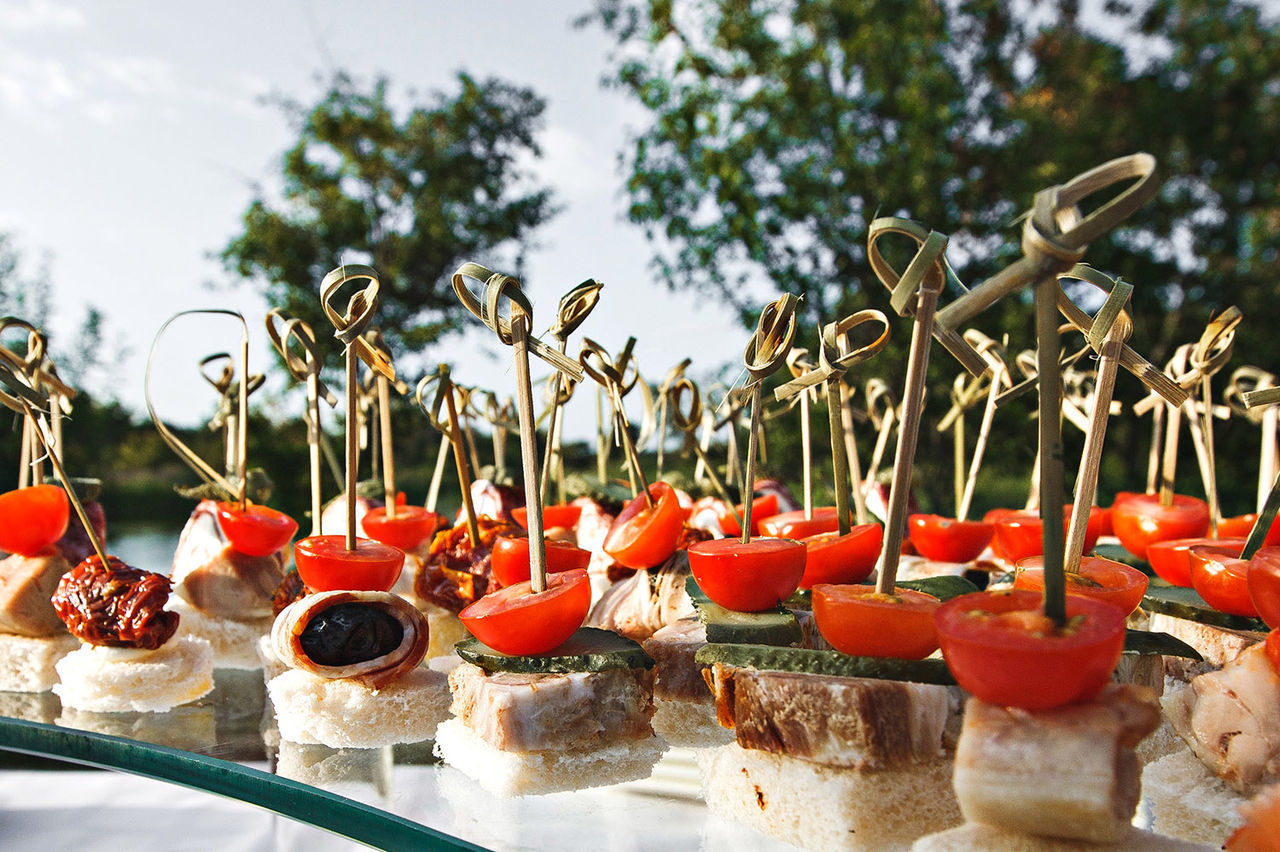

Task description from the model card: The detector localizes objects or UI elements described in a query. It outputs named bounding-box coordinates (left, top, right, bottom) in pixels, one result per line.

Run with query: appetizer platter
left=2, top=152, right=1280, bottom=852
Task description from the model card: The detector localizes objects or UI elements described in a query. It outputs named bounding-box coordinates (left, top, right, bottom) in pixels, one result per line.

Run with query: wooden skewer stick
left=955, top=331, right=1012, bottom=522
left=867, top=222, right=949, bottom=593
left=669, top=377, right=742, bottom=526
left=1189, top=308, right=1243, bottom=536
left=320, top=265, right=396, bottom=552
left=785, top=348, right=816, bottom=519
left=581, top=337, right=650, bottom=504
left=266, top=310, right=338, bottom=537
left=838, top=383, right=870, bottom=526
left=735, top=294, right=799, bottom=543
left=863, top=379, right=897, bottom=493
left=538, top=280, right=604, bottom=499
left=1227, top=367, right=1280, bottom=514
left=418, top=367, right=481, bottom=547
left=451, top=263, right=584, bottom=593
left=1062, top=279, right=1135, bottom=570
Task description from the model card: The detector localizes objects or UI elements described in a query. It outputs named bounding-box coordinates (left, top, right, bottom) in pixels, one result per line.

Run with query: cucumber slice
left=454, top=627, right=654, bottom=674
left=1142, top=584, right=1268, bottom=632
left=694, top=643, right=956, bottom=686
left=896, top=575, right=981, bottom=601
left=685, top=575, right=802, bottom=646
left=1124, top=628, right=1202, bottom=660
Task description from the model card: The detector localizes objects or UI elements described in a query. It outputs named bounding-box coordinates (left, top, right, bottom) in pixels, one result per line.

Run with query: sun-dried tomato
left=414, top=515, right=519, bottom=612
left=52, top=556, right=179, bottom=649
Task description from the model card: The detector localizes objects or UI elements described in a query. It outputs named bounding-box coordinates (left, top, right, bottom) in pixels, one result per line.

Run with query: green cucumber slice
left=694, top=642, right=955, bottom=686
left=1142, top=584, right=1268, bottom=632
left=454, top=627, right=653, bottom=673
left=685, top=575, right=802, bottom=646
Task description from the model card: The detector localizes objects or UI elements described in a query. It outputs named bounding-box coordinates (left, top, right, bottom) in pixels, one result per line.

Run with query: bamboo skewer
left=581, top=337, right=649, bottom=504
left=538, top=280, right=603, bottom=500
left=838, top=382, right=870, bottom=526
left=417, top=367, right=481, bottom=547
left=451, top=263, right=583, bottom=594
left=669, top=377, right=742, bottom=526
left=320, top=265, right=396, bottom=552
left=1226, top=367, right=1280, bottom=514
left=784, top=348, right=816, bottom=519
left=266, top=310, right=338, bottom=537
left=733, top=295, right=799, bottom=543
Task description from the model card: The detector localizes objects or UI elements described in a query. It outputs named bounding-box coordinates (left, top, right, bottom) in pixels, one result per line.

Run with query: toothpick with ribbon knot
left=417, top=364, right=480, bottom=547
left=929, top=154, right=1176, bottom=625
left=320, top=264, right=396, bottom=551
left=266, top=309, right=339, bottom=536
left=728, top=294, right=798, bottom=543
left=776, top=310, right=891, bottom=532
left=669, top=376, right=742, bottom=527
left=452, top=262, right=583, bottom=594
left=539, top=279, right=603, bottom=500
left=1054, top=268, right=1135, bottom=570
left=0, top=352, right=107, bottom=567
left=1226, top=366, right=1279, bottom=515
left=200, top=352, right=264, bottom=481
left=1236, top=375, right=1280, bottom=559
left=0, top=319, right=56, bottom=487
left=360, top=328, right=410, bottom=521
left=866, top=219, right=958, bottom=592
left=581, top=336, right=647, bottom=499
left=146, top=310, right=252, bottom=508
left=862, top=378, right=898, bottom=493
left=655, top=359, right=692, bottom=479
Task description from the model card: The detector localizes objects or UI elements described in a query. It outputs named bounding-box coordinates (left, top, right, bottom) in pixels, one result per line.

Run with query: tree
left=220, top=71, right=560, bottom=355
left=584, top=0, right=1280, bottom=512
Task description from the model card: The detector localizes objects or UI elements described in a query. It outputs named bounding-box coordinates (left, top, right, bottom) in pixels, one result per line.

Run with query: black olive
left=299, top=603, right=405, bottom=666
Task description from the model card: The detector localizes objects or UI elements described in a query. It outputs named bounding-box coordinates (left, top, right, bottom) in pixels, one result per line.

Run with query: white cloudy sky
left=0, top=0, right=755, bottom=440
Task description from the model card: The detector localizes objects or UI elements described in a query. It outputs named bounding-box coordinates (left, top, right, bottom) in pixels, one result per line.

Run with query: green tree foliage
left=220, top=71, right=560, bottom=355
left=585, top=0, right=1280, bottom=513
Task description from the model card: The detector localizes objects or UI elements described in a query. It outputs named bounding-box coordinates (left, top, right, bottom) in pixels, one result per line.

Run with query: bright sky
left=0, top=0, right=755, bottom=442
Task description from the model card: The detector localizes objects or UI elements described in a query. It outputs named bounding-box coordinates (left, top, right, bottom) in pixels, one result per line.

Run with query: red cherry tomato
left=757, top=506, right=848, bottom=539
left=991, top=505, right=1105, bottom=565
left=459, top=568, right=591, bottom=655
left=0, top=484, right=70, bottom=557
left=512, top=503, right=583, bottom=531
left=718, top=493, right=780, bottom=537
left=934, top=589, right=1126, bottom=710
left=1147, top=536, right=1243, bottom=587
left=1013, top=555, right=1150, bottom=615
left=215, top=501, right=298, bottom=557
left=1219, top=513, right=1280, bottom=546
left=1249, top=547, right=1280, bottom=630
left=1111, top=493, right=1209, bottom=560
left=982, top=508, right=1017, bottom=562
left=293, top=534, right=405, bottom=592
left=360, top=505, right=442, bottom=551
left=490, top=535, right=591, bottom=588
left=602, top=482, right=684, bottom=569
left=908, top=514, right=994, bottom=563
left=812, top=584, right=940, bottom=659
left=687, top=537, right=806, bottom=612
left=1189, top=542, right=1257, bottom=618
left=799, top=524, right=883, bottom=588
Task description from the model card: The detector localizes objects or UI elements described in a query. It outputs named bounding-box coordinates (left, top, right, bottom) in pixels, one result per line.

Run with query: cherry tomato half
left=215, top=501, right=298, bottom=557
left=1013, top=555, right=1150, bottom=615
left=758, top=506, right=848, bottom=539
left=934, top=589, right=1126, bottom=710
left=602, top=482, right=684, bottom=569
left=1219, top=513, right=1280, bottom=546
left=982, top=508, right=1017, bottom=562
left=1111, top=493, right=1209, bottom=561
left=361, top=505, right=442, bottom=552
left=799, top=524, right=883, bottom=588
left=908, top=514, right=994, bottom=563
left=718, top=493, right=780, bottom=537
left=294, top=534, right=405, bottom=592
left=991, top=505, right=1105, bottom=565
left=490, top=535, right=592, bottom=588
left=1189, top=542, right=1257, bottom=618
left=459, top=568, right=591, bottom=655
left=0, top=484, right=69, bottom=557
left=1249, top=547, right=1280, bottom=630
left=1147, top=536, right=1244, bottom=588
left=813, top=584, right=940, bottom=659
left=513, top=503, right=583, bottom=531
left=687, top=537, right=806, bottom=612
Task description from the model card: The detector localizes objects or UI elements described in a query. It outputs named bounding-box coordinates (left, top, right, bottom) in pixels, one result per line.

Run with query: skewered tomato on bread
left=686, top=537, right=805, bottom=612
left=0, top=484, right=69, bottom=557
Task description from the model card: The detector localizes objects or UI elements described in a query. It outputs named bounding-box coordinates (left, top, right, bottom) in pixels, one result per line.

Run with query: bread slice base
left=169, top=599, right=272, bottom=670
left=267, top=665, right=450, bottom=748
left=0, top=632, right=79, bottom=692
left=698, top=742, right=960, bottom=851
left=910, top=821, right=1213, bottom=850
left=433, top=717, right=668, bottom=797
left=651, top=696, right=733, bottom=748
left=1142, top=747, right=1244, bottom=846
left=52, top=636, right=214, bottom=713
